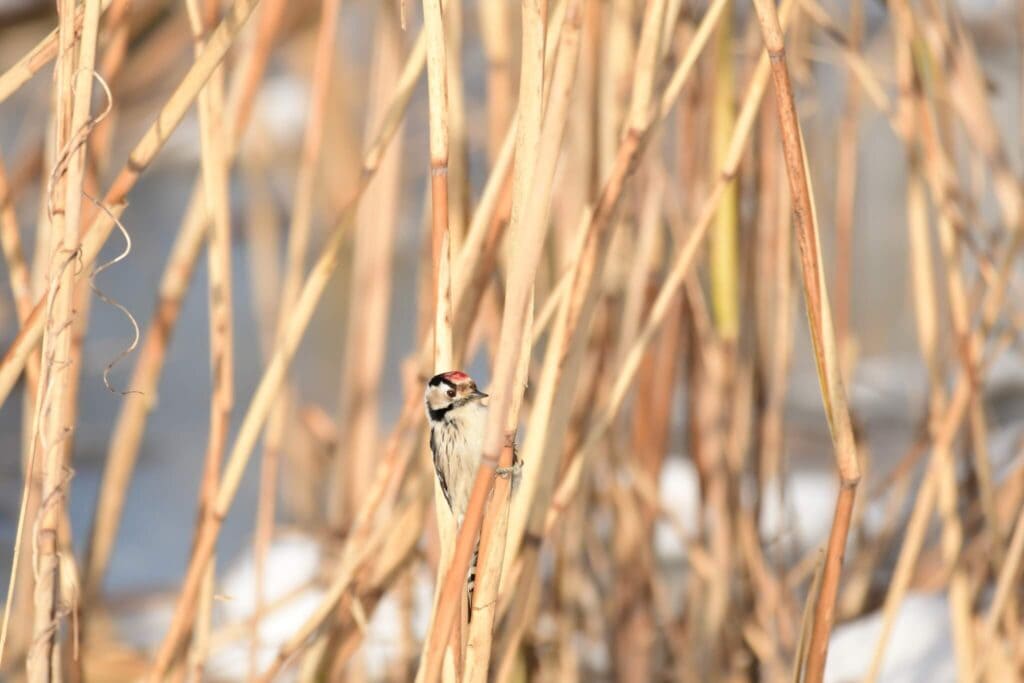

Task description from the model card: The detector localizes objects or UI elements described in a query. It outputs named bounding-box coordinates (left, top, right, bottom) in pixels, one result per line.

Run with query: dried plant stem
left=417, top=1, right=553, bottom=679
left=832, top=0, right=861, bottom=350
left=749, top=2, right=860, bottom=682
left=259, top=13, right=342, bottom=653
left=422, top=0, right=450, bottom=342
left=147, top=37, right=425, bottom=677
left=331, top=0, right=402, bottom=530
left=182, top=0, right=234, bottom=673
left=552, top=21, right=782, bottom=511
left=26, top=0, right=101, bottom=676
left=506, top=0, right=729, bottom=583
left=83, top=0, right=291, bottom=600
left=0, top=0, right=265, bottom=413
left=478, top=0, right=513, bottom=164
left=463, top=4, right=582, bottom=680
left=0, top=153, right=40, bottom=396
left=863, top=378, right=970, bottom=682
left=710, top=0, right=738, bottom=341
left=256, top=493, right=428, bottom=681
left=420, top=0, right=457, bottom=677
left=0, top=0, right=114, bottom=104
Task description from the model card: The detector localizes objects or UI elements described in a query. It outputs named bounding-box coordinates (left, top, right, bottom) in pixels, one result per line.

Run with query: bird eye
left=447, top=389, right=456, bottom=398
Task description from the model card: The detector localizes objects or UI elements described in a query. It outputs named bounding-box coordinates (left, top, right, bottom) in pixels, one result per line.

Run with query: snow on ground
left=826, top=592, right=955, bottom=683
left=206, top=533, right=324, bottom=680
left=655, top=457, right=843, bottom=561
left=113, top=531, right=434, bottom=681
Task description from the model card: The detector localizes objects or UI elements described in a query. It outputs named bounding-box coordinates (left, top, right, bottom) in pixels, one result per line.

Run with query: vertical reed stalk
left=83, top=0, right=288, bottom=600
left=417, top=1, right=550, bottom=679
left=27, top=0, right=101, bottom=676
left=147, top=39, right=425, bottom=676
left=749, top=2, right=860, bottom=681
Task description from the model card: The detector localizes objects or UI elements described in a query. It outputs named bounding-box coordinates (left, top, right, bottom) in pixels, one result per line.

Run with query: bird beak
left=471, top=390, right=488, bottom=400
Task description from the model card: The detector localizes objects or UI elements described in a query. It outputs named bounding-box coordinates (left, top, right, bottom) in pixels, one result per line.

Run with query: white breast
left=434, top=402, right=487, bottom=524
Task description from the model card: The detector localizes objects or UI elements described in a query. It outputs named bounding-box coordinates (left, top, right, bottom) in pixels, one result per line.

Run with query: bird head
left=424, top=370, right=488, bottom=422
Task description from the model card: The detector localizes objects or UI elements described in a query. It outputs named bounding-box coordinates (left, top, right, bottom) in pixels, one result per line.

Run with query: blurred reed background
left=0, top=0, right=1023, bottom=681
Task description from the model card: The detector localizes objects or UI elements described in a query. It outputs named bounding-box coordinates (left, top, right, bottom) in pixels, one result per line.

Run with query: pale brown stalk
left=749, top=2, right=860, bottom=681
left=82, top=0, right=292, bottom=600
left=417, top=0, right=554, bottom=678
left=181, top=0, right=234, bottom=673
left=0, top=0, right=114, bottom=104
left=147, top=37, right=426, bottom=677
left=505, top=0, right=730, bottom=581
left=831, top=0, right=861, bottom=354
left=462, top=3, right=582, bottom=679
left=478, top=0, right=513, bottom=164
left=0, top=0, right=266, bottom=412
left=422, top=0, right=450, bottom=338
left=26, top=0, right=101, bottom=675
left=331, top=0, right=402, bottom=529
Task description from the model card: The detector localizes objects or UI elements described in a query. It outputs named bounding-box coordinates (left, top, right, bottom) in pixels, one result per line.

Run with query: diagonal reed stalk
left=749, top=1, right=860, bottom=681
left=146, top=34, right=427, bottom=678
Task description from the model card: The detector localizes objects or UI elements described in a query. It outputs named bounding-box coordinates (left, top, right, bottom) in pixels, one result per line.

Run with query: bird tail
left=466, top=536, right=479, bottom=621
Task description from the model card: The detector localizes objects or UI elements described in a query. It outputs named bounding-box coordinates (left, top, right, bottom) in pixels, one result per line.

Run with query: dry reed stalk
left=505, top=0, right=729, bottom=583
left=490, top=213, right=591, bottom=683
left=900, top=21, right=984, bottom=677
left=547, top=0, right=796, bottom=541
left=0, top=0, right=265, bottom=413
left=978, top=495, right=1024, bottom=668
left=242, top=140, right=283, bottom=679
left=443, top=0, right=468, bottom=253
left=181, top=0, right=235, bottom=673
left=0, top=147, right=47, bottom=660
left=460, top=298, right=531, bottom=682
left=831, top=0, right=861, bottom=353
left=24, top=0, right=101, bottom=676
left=613, top=164, right=663, bottom=380
left=53, top=0, right=137, bottom=604
left=302, top=389, right=426, bottom=677
left=0, top=0, right=114, bottom=104
left=256, top=492, right=429, bottom=681
left=478, top=0, right=513, bottom=164
left=422, top=0, right=450, bottom=344
left=494, top=6, right=749, bottom=669
left=614, top=221, right=684, bottom=679
left=0, top=153, right=36, bottom=326
left=262, top=0, right=341, bottom=535
left=749, top=1, right=860, bottom=681
left=863, top=377, right=970, bottom=682
left=463, top=6, right=583, bottom=679
left=420, top=0, right=457, bottom=676
left=417, top=0, right=553, bottom=676
left=147, top=36, right=425, bottom=676
left=599, top=0, right=634, bottom=178
left=0, top=153, right=41, bottom=404
left=82, top=0, right=293, bottom=600
left=313, top=491, right=431, bottom=679
left=240, top=150, right=281, bottom=357
left=87, top=0, right=133, bottom=168
left=1, top=127, right=61, bottom=662
left=332, top=0, right=403, bottom=530
left=893, top=3, right=1003, bottom=570
left=754, top=99, right=793, bottom=551
left=710, top=0, right=738, bottom=342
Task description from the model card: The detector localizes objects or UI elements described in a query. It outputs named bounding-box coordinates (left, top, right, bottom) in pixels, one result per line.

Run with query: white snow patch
left=826, top=592, right=955, bottom=683
left=654, top=457, right=700, bottom=560
left=759, top=470, right=839, bottom=550
left=655, top=457, right=848, bottom=559
left=360, top=568, right=435, bottom=678
left=207, top=532, right=324, bottom=680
